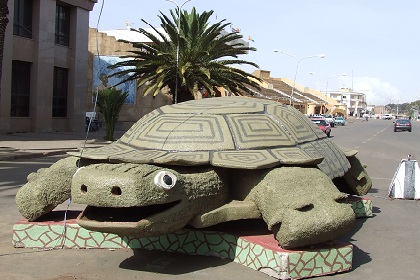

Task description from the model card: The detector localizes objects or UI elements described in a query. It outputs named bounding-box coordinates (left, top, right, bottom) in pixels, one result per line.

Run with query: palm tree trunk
left=0, top=1, right=9, bottom=92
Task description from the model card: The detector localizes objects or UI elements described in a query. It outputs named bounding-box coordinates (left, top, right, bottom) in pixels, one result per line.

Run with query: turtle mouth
left=77, top=200, right=181, bottom=229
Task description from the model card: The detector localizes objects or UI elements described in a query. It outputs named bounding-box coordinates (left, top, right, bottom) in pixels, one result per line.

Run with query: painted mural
left=92, top=55, right=136, bottom=104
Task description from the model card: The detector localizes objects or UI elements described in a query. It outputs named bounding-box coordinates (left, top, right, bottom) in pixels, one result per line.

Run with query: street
left=1, top=118, right=420, bottom=279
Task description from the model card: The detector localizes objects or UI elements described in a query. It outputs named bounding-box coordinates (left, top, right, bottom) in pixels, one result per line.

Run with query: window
left=55, top=4, right=70, bottom=46
left=52, top=67, right=68, bottom=117
left=11, top=61, right=31, bottom=117
left=13, top=0, right=32, bottom=38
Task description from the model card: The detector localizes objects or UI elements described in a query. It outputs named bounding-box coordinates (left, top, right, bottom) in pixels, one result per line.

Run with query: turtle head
left=71, top=163, right=229, bottom=237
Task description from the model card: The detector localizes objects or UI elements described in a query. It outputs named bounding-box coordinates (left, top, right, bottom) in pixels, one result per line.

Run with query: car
left=394, top=119, right=412, bottom=132
left=322, top=114, right=335, bottom=127
left=382, top=114, right=393, bottom=120
left=311, top=118, right=331, bottom=137
left=334, top=116, right=346, bottom=126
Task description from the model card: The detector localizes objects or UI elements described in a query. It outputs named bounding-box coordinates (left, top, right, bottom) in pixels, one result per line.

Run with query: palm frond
left=109, top=8, right=262, bottom=102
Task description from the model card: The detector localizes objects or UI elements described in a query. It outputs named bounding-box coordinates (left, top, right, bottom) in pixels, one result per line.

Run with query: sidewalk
left=0, top=131, right=124, bottom=161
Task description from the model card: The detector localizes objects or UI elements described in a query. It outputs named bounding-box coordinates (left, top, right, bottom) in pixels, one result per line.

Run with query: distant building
left=371, top=105, right=389, bottom=116
left=0, top=0, right=96, bottom=133
left=325, top=88, right=367, bottom=117
left=251, top=70, right=347, bottom=116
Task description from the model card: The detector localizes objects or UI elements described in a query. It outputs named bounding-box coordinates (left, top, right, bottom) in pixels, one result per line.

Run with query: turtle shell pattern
left=76, top=97, right=350, bottom=178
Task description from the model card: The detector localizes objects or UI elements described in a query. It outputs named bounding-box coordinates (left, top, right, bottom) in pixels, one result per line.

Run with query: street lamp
left=309, top=72, right=346, bottom=97
left=166, top=0, right=193, bottom=104
left=273, top=50, right=325, bottom=106
left=310, top=72, right=346, bottom=112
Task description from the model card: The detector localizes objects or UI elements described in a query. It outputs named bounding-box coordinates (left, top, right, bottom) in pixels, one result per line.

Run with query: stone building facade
left=0, top=0, right=96, bottom=133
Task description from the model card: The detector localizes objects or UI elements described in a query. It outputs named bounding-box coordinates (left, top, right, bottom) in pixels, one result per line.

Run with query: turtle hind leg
left=248, top=167, right=355, bottom=249
left=335, top=156, right=372, bottom=196
left=16, top=156, right=80, bottom=221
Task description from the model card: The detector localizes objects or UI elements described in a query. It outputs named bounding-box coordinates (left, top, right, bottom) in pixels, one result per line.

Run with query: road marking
left=370, top=177, right=392, bottom=180
left=361, top=126, right=389, bottom=144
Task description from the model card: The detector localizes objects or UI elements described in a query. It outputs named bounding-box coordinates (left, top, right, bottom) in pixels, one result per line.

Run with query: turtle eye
left=154, top=171, right=177, bottom=190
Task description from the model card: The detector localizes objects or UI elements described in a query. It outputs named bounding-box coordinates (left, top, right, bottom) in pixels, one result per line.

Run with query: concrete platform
left=348, top=195, right=373, bottom=217
left=12, top=196, right=371, bottom=279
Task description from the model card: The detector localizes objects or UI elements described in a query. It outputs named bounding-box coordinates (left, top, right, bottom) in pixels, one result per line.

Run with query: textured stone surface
left=70, top=164, right=356, bottom=248
left=12, top=214, right=353, bottom=280
left=15, top=97, right=373, bottom=249
left=342, top=156, right=373, bottom=196
left=72, top=164, right=230, bottom=237
left=69, top=97, right=351, bottom=177
left=244, top=167, right=356, bottom=248
left=15, top=157, right=79, bottom=221
left=348, top=196, right=373, bottom=217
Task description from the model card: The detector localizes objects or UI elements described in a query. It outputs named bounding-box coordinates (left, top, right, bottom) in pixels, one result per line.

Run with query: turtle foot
left=16, top=156, right=80, bottom=221
left=189, top=200, right=261, bottom=228
left=338, top=156, right=372, bottom=196
left=248, top=167, right=355, bottom=249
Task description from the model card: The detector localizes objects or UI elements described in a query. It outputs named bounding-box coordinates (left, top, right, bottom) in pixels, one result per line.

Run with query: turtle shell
left=73, top=97, right=351, bottom=178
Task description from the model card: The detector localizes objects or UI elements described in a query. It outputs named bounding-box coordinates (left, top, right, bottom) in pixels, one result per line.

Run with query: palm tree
left=0, top=1, right=9, bottom=92
left=96, top=87, right=129, bottom=141
left=109, top=8, right=261, bottom=103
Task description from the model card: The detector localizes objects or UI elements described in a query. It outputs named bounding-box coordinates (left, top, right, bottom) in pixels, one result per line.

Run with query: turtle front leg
left=245, top=167, right=355, bottom=249
left=16, top=156, right=80, bottom=221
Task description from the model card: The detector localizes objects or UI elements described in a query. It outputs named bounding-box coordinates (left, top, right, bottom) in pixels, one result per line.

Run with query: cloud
left=342, top=76, right=402, bottom=105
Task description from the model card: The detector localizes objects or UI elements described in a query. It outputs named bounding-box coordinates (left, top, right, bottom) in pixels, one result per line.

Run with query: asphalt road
left=1, top=118, right=420, bottom=280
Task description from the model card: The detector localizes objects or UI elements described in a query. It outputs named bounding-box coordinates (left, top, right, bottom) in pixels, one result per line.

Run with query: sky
left=89, top=0, right=420, bottom=105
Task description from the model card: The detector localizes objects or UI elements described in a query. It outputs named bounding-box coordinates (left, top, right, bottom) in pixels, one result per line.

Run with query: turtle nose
left=111, top=186, right=122, bottom=196
left=71, top=169, right=139, bottom=207
left=79, top=184, right=122, bottom=196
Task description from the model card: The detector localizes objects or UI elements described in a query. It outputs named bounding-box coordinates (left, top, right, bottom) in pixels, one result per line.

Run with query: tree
left=109, top=8, right=261, bottom=103
left=95, top=87, right=128, bottom=141
left=0, top=1, right=9, bottom=92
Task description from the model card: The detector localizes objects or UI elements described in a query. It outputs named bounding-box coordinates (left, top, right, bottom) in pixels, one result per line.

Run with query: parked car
left=311, top=118, right=331, bottom=137
left=322, top=114, right=335, bottom=127
left=334, top=116, right=346, bottom=126
left=394, top=119, right=412, bottom=132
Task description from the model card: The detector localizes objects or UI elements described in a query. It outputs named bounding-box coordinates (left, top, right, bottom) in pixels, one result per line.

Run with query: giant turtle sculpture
left=16, top=97, right=372, bottom=248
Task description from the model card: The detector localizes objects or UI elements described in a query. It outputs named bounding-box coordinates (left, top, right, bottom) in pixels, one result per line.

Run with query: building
left=372, top=105, right=390, bottom=116
left=0, top=0, right=96, bottom=133
left=324, top=88, right=367, bottom=117
left=87, top=27, right=172, bottom=131
left=251, top=70, right=347, bottom=116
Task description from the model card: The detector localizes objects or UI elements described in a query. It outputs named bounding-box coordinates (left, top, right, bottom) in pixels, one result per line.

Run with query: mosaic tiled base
left=13, top=210, right=354, bottom=280
left=348, top=196, right=373, bottom=218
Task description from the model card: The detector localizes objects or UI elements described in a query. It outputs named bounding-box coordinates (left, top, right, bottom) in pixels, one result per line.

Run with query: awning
left=329, top=107, right=347, bottom=117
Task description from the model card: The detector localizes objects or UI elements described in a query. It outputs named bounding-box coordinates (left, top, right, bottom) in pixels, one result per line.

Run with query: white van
left=322, top=114, right=335, bottom=127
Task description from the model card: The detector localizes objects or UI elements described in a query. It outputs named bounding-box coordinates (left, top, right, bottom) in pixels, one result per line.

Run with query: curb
left=0, top=149, right=75, bottom=161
